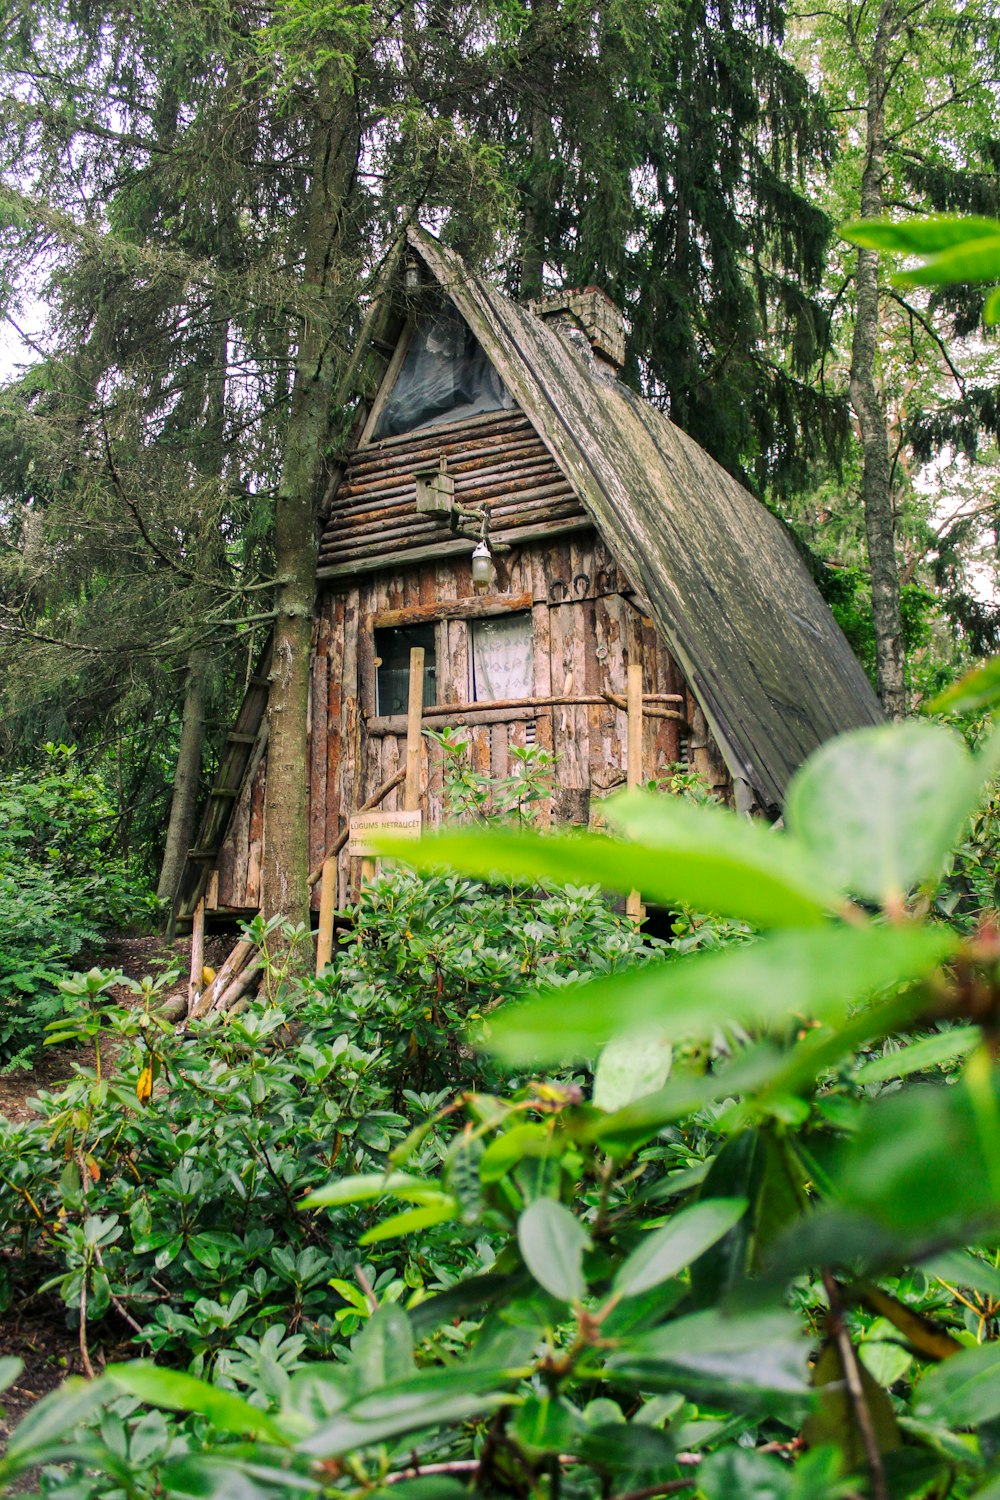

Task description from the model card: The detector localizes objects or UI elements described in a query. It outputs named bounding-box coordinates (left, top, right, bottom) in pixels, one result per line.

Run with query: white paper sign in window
left=471, top=612, right=534, bottom=702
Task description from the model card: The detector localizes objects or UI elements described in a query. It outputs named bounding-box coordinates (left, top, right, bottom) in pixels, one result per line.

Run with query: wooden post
left=315, top=855, right=337, bottom=976
left=404, top=646, right=425, bottom=812
left=626, top=662, right=644, bottom=925
left=187, top=898, right=205, bottom=1014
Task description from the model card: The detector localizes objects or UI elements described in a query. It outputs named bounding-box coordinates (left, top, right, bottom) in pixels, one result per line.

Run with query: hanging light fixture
left=471, top=506, right=496, bottom=592
left=471, top=538, right=494, bottom=592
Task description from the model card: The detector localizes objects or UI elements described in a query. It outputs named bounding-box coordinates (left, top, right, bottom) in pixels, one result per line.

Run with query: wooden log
left=216, top=955, right=266, bottom=1013
left=404, top=646, right=425, bottom=812
left=626, top=662, right=644, bottom=925
left=369, top=705, right=541, bottom=735
left=190, top=938, right=254, bottom=1020
left=315, top=857, right=338, bottom=976
left=187, top=899, right=205, bottom=1015
left=307, top=767, right=406, bottom=886
left=317, top=518, right=594, bottom=580
left=373, top=592, right=532, bottom=630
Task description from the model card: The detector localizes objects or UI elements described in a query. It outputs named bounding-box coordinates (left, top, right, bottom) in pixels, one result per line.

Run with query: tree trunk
left=261, top=74, right=360, bottom=926
left=848, top=0, right=906, bottom=720
left=158, top=646, right=210, bottom=914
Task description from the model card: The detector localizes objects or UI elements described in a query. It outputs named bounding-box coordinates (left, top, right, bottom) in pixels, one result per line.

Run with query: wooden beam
left=187, top=898, right=205, bottom=1015
left=315, top=857, right=337, bottom=976
left=404, top=646, right=425, bottom=812
left=373, top=592, right=532, bottom=630
left=626, top=662, right=644, bottom=926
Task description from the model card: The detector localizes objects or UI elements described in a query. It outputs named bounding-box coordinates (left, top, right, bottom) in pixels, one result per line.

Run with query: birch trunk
left=848, top=0, right=906, bottom=720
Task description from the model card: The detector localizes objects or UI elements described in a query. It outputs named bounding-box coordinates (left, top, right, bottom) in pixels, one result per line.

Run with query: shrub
left=0, top=744, right=157, bottom=1067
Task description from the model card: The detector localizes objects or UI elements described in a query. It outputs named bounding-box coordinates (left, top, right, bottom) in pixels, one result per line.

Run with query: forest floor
left=0, top=929, right=233, bottom=1458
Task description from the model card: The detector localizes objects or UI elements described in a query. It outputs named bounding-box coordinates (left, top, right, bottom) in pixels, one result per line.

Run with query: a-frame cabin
left=175, top=229, right=881, bottom=924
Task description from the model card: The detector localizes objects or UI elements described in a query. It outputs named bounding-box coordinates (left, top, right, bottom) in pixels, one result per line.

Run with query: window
left=470, top=612, right=533, bottom=702
left=372, top=302, right=515, bottom=440
left=375, top=624, right=437, bottom=716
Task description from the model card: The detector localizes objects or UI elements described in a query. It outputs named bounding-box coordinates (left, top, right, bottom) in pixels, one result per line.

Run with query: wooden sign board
left=348, top=809, right=422, bottom=858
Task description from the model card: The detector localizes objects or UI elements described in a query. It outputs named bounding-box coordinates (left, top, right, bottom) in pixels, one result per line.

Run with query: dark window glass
left=373, top=302, right=515, bottom=439
left=375, top=624, right=437, bottom=716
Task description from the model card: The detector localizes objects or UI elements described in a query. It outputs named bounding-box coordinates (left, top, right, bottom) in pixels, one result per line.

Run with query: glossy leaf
left=517, top=1198, right=589, bottom=1303
left=785, top=723, right=989, bottom=902
left=914, top=1342, right=1000, bottom=1426
left=106, top=1363, right=288, bottom=1444
left=483, top=923, right=957, bottom=1064
left=613, top=1198, right=748, bottom=1298
left=378, top=802, right=838, bottom=929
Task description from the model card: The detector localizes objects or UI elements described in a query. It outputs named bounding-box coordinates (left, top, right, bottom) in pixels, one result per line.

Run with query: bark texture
left=261, top=73, right=360, bottom=925
left=157, top=646, right=210, bottom=914
left=848, top=0, right=906, bottom=720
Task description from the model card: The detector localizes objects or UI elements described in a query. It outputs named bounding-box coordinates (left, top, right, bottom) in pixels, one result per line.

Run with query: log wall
left=209, top=402, right=733, bottom=915
left=210, top=528, right=731, bottom=914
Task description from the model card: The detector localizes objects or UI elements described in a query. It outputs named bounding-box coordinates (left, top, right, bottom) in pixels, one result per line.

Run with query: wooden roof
left=408, top=228, right=882, bottom=808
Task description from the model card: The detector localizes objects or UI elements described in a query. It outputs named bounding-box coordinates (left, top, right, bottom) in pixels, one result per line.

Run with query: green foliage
left=7, top=716, right=1000, bottom=1498
left=0, top=745, right=156, bottom=1066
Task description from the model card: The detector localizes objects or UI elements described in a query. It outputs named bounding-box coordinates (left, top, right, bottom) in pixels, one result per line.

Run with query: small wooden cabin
left=177, top=230, right=881, bottom=922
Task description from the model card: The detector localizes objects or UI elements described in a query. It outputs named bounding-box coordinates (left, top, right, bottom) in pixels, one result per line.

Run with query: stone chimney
left=528, top=287, right=626, bottom=376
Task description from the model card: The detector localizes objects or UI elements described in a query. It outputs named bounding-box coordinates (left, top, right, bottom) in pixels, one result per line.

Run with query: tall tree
left=796, top=0, right=1000, bottom=716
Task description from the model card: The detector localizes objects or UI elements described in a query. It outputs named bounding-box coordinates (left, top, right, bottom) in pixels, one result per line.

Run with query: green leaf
left=832, top=1074, right=1000, bottom=1235
left=513, top=1396, right=583, bottom=1453
left=1, top=1377, right=107, bottom=1474
left=358, top=1200, right=457, bottom=1245
left=914, top=1341, right=1000, bottom=1426
left=353, top=1304, right=415, bottom=1391
left=478, top=1123, right=562, bottom=1182
left=892, top=236, right=1000, bottom=288
left=984, top=285, right=1000, bottom=326
left=613, top=1198, right=748, bottom=1298
left=926, top=656, right=1000, bottom=715
left=592, top=1029, right=673, bottom=1113
left=840, top=215, right=1000, bottom=256
left=302, top=1172, right=441, bottom=1209
left=606, top=1307, right=811, bottom=1412
left=106, top=1363, right=288, bottom=1444
left=378, top=796, right=838, bottom=929
left=517, top=1199, right=589, bottom=1303
left=483, top=923, right=957, bottom=1064
left=854, top=1027, right=979, bottom=1085
left=0, top=1358, right=22, bottom=1396
left=297, top=1368, right=508, bottom=1457
left=785, top=723, right=987, bottom=902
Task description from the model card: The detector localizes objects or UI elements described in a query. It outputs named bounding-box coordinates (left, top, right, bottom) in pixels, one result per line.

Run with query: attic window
left=375, top=624, right=437, bottom=716
left=373, top=302, right=515, bottom=440
left=471, top=612, right=533, bottom=702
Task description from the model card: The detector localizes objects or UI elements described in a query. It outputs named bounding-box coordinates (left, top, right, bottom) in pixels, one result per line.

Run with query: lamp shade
left=471, top=540, right=494, bottom=591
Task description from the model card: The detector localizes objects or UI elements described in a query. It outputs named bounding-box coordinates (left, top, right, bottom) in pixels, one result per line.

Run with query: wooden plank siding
left=209, top=526, right=731, bottom=915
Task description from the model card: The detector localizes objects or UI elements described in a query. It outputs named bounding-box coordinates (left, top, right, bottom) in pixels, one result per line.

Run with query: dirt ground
left=0, top=929, right=234, bottom=1453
